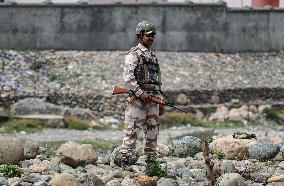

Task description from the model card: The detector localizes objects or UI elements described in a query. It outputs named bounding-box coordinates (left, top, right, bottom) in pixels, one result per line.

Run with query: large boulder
left=211, top=137, right=256, bottom=160
left=174, top=136, right=202, bottom=158
left=209, top=105, right=229, bottom=121
left=11, top=98, right=94, bottom=120
left=11, top=98, right=64, bottom=116
left=249, top=143, right=280, bottom=161
left=216, top=173, right=246, bottom=186
left=49, top=173, right=78, bottom=186
left=56, top=141, right=98, bottom=168
left=0, top=137, right=39, bottom=164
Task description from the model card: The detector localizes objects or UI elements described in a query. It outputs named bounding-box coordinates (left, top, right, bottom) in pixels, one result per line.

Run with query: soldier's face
left=142, top=33, right=155, bottom=47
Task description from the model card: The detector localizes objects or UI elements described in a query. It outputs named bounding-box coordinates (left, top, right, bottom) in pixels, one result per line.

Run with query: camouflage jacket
left=123, top=43, right=161, bottom=97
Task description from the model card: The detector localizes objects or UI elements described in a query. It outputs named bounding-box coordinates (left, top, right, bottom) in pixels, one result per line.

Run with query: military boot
left=120, top=153, right=133, bottom=171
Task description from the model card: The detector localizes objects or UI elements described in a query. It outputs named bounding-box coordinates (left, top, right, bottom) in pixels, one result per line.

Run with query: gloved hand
left=140, top=92, right=151, bottom=103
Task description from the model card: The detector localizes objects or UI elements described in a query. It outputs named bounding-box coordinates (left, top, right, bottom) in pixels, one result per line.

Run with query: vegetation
left=213, top=149, right=224, bottom=160
left=262, top=108, right=279, bottom=121
left=0, top=150, right=24, bottom=178
left=0, top=164, right=24, bottom=178
left=165, top=112, right=244, bottom=128
left=30, top=62, right=43, bottom=71
left=2, top=119, right=45, bottom=133
left=49, top=73, right=57, bottom=81
left=63, top=116, right=89, bottom=130
left=145, top=156, right=168, bottom=177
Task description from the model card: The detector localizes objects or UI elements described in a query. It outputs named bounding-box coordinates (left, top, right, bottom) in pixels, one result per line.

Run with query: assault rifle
left=112, top=85, right=187, bottom=113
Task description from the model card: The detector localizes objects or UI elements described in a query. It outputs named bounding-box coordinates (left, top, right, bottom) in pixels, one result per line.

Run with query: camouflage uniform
left=121, top=42, right=161, bottom=158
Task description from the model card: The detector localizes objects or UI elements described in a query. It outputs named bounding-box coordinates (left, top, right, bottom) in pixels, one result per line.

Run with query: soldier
left=119, top=20, right=163, bottom=169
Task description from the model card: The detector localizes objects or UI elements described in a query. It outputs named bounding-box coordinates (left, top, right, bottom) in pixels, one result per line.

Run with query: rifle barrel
left=166, top=103, right=188, bottom=113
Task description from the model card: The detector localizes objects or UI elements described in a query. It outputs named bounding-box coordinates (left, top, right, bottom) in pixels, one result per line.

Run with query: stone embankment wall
left=1, top=3, right=284, bottom=52
left=1, top=50, right=284, bottom=118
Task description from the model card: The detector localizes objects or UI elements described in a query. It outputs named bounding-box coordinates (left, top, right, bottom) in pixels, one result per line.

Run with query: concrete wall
left=0, top=3, right=284, bottom=52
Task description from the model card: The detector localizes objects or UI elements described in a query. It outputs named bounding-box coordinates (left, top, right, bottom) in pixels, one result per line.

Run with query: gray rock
left=181, top=168, right=207, bottom=182
left=280, top=145, right=284, bottom=156
left=249, top=143, right=280, bottom=161
left=217, top=173, right=246, bottom=186
left=39, top=175, right=51, bottom=182
left=174, top=136, right=202, bottom=158
left=56, top=141, right=98, bottom=168
left=221, top=160, right=236, bottom=173
left=279, top=161, right=284, bottom=170
left=48, top=158, right=60, bottom=173
left=34, top=181, right=46, bottom=186
left=157, top=177, right=178, bottom=186
left=0, top=137, right=39, bottom=164
left=111, top=147, right=139, bottom=166
left=0, top=177, right=8, bottom=186
left=11, top=98, right=64, bottom=116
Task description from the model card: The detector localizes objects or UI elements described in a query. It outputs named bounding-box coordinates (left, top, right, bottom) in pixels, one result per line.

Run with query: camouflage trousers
left=121, top=98, right=159, bottom=157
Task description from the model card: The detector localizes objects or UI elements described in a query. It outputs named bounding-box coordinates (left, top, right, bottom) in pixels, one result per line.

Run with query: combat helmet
left=135, top=21, right=156, bottom=36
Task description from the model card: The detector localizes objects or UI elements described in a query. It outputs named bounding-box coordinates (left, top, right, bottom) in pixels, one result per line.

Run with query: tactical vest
left=130, top=47, right=161, bottom=90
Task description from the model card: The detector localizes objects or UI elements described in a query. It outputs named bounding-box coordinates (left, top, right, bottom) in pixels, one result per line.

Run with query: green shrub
left=64, top=116, right=89, bottom=130
left=49, top=74, right=57, bottom=81
left=213, top=149, right=224, bottom=160
left=262, top=108, right=279, bottom=120
left=0, top=164, right=24, bottom=178
left=145, top=156, right=168, bottom=177
left=30, top=62, right=43, bottom=71
left=3, top=119, right=45, bottom=133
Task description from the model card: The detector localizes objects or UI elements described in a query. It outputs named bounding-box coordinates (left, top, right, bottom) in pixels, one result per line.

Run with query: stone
left=29, top=160, right=51, bottom=173
left=270, top=135, right=283, bottom=144
left=157, top=143, right=170, bottom=157
left=49, top=173, right=78, bottom=186
left=209, top=105, right=229, bottom=121
left=121, top=178, right=139, bottom=186
left=211, top=137, right=256, bottom=160
left=157, top=177, right=178, bottom=186
left=267, top=174, right=284, bottom=183
left=176, top=93, right=188, bottom=105
left=221, top=160, right=235, bottom=173
left=56, top=141, right=98, bottom=168
left=105, top=178, right=123, bottom=186
left=0, top=177, right=8, bottom=186
left=134, top=175, right=157, bottom=186
left=249, top=143, right=280, bottom=161
left=34, top=181, right=46, bottom=186
left=229, top=105, right=249, bottom=121
left=0, top=137, right=39, bottom=164
left=217, top=173, right=246, bottom=186
left=111, top=147, right=139, bottom=166
left=175, top=136, right=202, bottom=158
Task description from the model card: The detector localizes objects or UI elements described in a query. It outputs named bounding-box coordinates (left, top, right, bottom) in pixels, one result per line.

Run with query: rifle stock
left=112, top=85, right=131, bottom=95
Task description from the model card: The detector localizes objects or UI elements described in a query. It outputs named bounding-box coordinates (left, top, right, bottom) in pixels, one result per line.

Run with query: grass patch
left=0, top=164, right=24, bottom=178
left=1, top=119, right=45, bottom=133
left=30, top=62, right=43, bottom=71
left=262, top=108, right=280, bottom=121
left=165, top=112, right=244, bottom=128
left=64, top=116, right=89, bottom=130
left=49, top=73, right=57, bottom=81
left=40, top=139, right=122, bottom=156
left=146, top=156, right=168, bottom=177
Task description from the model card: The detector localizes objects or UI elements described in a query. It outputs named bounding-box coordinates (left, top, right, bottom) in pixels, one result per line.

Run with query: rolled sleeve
left=123, top=53, right=143, bottom=97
